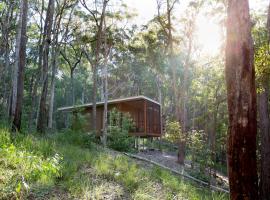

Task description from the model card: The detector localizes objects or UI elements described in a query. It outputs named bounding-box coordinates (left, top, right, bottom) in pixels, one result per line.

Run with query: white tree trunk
left=102, top=61, right=108, bottom=146
left=48, top=46, right=58, bottom=129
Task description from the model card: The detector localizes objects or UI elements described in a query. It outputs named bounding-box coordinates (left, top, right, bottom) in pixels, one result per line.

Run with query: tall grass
left=0, top=128, right=61, bottom=199
left=0, top=126, right=228, bottom=199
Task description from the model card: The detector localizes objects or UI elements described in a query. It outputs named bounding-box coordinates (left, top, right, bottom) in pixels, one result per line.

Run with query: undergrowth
left=0, top=126, right=228, bottom=200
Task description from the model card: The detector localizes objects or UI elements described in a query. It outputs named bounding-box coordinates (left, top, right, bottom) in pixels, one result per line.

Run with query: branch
left=83, top=47, right=95, bottom=68
left=169, top=0, right=178, bottom=12
left=80, top=0, right=99, bottom=27
left=60, top=50, right=72, bottom=69
left=156, top=0, right=168, bottom=37
left=71, top=51, right=83, bottom=71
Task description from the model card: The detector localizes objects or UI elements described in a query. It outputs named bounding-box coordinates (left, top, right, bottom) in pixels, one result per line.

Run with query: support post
left=159, top=137, right=161, bottom=151
left=138, top=136, right=140, bottom=151
left=144, top=100, right=147, bottom=136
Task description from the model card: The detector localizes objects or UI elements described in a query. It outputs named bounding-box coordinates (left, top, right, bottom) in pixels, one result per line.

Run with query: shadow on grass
left=0, top=127, right=229, bottom=200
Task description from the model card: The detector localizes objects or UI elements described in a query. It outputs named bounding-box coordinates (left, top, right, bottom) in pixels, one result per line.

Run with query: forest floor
left=0, top=127, right=229, bottom=200
left=134, top=150, right=229, bottom=190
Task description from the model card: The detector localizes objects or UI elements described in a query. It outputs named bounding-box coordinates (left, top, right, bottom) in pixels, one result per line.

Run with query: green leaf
left=16, top=182, right=21, bottom=194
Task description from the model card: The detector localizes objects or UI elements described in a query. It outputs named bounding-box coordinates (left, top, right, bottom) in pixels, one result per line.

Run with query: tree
left=156, top=0, right=187, bottom=163
left=0, top=0, right=17, bottom=116
left=101, top=18, right=110, bottom=146
left=225, top=0, right=258, bottom=199
left=37, top=0, right=55, bottom=133
left=48, top=0, right=78, bottom=129
left=255, top=3, right=270, bottom=199
left=156, top=0, right=179, bottom=120
left=60, top=43, right=83, bottom=106
left=10, top=0, right=28, bottom=131
left=81, top=0, right=109, bottom=134
left=165, top=120, right=186, bottom=164
left=26, top=0, right=46, bottom=131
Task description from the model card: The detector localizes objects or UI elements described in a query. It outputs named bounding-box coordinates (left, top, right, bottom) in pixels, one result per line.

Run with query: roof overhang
left=57, top=95, right=160, bottom=112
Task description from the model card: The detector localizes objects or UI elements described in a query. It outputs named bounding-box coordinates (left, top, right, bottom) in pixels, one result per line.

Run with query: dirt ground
left=134, top=149, right=229, bottom=190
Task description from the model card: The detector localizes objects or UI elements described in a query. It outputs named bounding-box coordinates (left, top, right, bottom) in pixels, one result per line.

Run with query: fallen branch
left=124, top=152, right=229, bottom=194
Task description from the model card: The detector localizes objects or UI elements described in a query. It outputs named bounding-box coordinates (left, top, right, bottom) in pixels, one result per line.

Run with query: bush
left=107, top=108, right=135, bottom=152
left=71, top=111, right=89, bottom=132
left=50, top=129, right=95, bottom=149
left=165, top=120, right=185, bottom=143
left=0, top=128, right=62, bottom=199
left=186, top=130, right=213, bottom=181
left=108, top=126, right=134, bottom=151
left=0, top=127, right=11, bottom=147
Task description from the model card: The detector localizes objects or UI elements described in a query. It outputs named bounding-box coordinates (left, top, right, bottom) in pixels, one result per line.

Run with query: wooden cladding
left=69, top=97, right=161, bottom=137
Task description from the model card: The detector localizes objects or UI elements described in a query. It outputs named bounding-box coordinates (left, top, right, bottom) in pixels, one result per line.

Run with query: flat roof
left=57, top=95, right=160, bottom=112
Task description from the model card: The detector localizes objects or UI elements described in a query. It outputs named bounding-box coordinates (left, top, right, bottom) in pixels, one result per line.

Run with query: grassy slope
left=0, top=127, right=228, bottom=200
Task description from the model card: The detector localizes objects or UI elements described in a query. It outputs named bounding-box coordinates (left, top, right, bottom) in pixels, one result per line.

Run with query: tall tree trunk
left=71, top=69, right=75, bottom=105
left=259, top=3, right=270, bottom=199
left=166, top=0, right=183, bottom=164
left=48, top=46, right=58, bottom=129
left=102, top=55, right=108, bottom=146
left=37, top=0, right=55, bottom=133
left=100, top=77, right=105, bottom=101
left=47, top=0, right=75, bottom=130
left=0, top=1, right=15, bottom=112
left=92, top=64, right=97, bottom=133
left=182, top=30, right=192, bottom=133
left=11, top=0, right=28, bottom=131
left=155, top=76, right=163, bottom=135
left=179, top=26, right=193, bottom=165
left=225, top=0, right=258, bottom=199
left=166, top=0, right=178, bottom=121
left=177, top=142, right=185, bottom=165
left=209, top=98, right=219, bottom=183
left=92, top=0, right=108, bottom=134
left=29, top=2, right=45, bottom=131
left=81, top=87, right=85, bottom=104
left=258, top=81, right=270, bottom=200
left=28, top=75, right=39, bottom=131
left=102, top=19, right=109, bottom=146
left=2, top=16, right=11, bottom=112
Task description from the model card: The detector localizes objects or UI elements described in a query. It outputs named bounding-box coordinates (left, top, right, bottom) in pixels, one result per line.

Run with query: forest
left=0, top=0, right=269, bottom=199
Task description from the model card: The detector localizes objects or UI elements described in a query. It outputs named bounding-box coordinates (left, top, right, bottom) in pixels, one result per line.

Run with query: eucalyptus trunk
left=225, top=0, right=258, bottom=199
left=11, top=0, right=28, bottom=131
left=258, top=81, right=270, bottom=200
left=258, top=4, right=270, bottom=199
left=92, top=0, right=108, bottom=134
left=48, top=46, right=58, bottom=129
left=71, top=69, right=75, bottom=105
left=102, top=59, right=108, bottom=146
left=37, top=0, right=55, bottom=133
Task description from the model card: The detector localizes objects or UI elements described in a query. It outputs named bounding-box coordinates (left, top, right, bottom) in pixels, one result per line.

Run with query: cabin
left=58, top=96, right=162, bottom=138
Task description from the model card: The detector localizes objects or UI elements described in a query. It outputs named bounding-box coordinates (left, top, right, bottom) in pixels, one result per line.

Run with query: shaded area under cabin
left=58, top=96, right=162, bottom=138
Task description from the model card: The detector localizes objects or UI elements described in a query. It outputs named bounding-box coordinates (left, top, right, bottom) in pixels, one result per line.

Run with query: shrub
left=186, top=130, right=213, bottom=182
left=71, top=111, right=89, bottom=132
left=0, top=127, right=11, bottom=147
left=107, top=126, right=134, bottom=151
left=0, top=128, right=62, bottom=199
left=165, top=120, right=185, bottom=143
left=50, top=129, right=95, bottom=149
left=107, top=108, right=135, bottom=152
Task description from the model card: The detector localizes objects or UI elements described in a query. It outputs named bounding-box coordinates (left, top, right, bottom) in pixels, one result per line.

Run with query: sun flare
left=196, top=16, right=223, bottom=56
